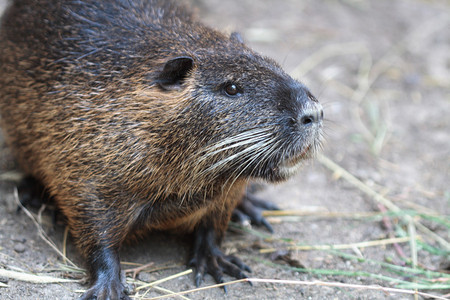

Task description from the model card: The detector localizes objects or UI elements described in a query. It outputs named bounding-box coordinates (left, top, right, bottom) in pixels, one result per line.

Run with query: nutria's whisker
left=234, top=137, right=280, bottom=180
left=204, top=128, right=273, bottom=153
left=203, top=138, right=273, bottom=175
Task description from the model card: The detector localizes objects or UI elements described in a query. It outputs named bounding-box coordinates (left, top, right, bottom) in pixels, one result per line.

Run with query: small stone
left=14, top=243, right=26, bottom=253
left=0, top=276, right=8, bottom=284
left=11, top=235, right=27, bottom=243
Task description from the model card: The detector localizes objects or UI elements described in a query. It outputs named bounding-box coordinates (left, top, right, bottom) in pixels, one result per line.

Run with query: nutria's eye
left=224, top=83, right=241, bottom=97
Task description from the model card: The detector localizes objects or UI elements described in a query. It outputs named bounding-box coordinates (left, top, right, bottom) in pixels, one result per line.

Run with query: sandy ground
left=0, top=0, right=449, bottom=299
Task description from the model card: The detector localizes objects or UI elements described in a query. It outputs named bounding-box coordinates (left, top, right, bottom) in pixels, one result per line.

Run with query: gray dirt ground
left=0, top=0, right=449, bottom=299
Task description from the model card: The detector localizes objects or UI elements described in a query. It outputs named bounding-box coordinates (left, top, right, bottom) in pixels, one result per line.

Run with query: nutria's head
left=148, top=35, right=323, bottom=188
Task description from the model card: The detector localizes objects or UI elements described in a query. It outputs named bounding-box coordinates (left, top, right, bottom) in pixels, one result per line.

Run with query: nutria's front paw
left=190, top=226, right=251, bottom=292
left=233, top=193, right=280, bottom=233
left=80, top=278, right=130, bottom=300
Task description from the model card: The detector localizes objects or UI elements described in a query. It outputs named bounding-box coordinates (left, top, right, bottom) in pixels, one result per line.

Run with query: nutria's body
left=0, top=0, right=323, bottom=299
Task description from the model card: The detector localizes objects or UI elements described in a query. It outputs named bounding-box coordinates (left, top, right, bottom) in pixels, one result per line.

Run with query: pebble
left=14, top=243, right=26, bottom=253
left=11, top=235, right=27, bottom=243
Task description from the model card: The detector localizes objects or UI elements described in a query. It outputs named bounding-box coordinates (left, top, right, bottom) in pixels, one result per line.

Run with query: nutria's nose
left=299, top=101, right=323, bottom=126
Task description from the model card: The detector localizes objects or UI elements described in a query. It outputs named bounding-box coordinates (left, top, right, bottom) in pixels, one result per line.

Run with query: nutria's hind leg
left=189, top=225, right=251, bottom=292
left=232, top=193, right=280, bottom=233
left=16, top=176, right=61, bottom=224
left=17, top=176, right=50, bottom=209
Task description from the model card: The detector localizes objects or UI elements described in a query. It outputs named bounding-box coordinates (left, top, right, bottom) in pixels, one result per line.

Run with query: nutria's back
left=0, top=0, right=323, bottom=298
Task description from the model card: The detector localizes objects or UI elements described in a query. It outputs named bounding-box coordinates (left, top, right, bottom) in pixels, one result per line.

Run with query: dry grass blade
left=408, top=219, right=420, bottom=300
left=248, top=279, right=449, bottom=300
left=135, top=269, right=193, bottom=291
left=318, top=154, right=450, bottom=251
left=259, top=236, right=415, bottom=253
left=0, top=268, right=79, bottom=284
left=290, top=42, right=369, bottom=79
left=148, top=286, right=191, bottom=300
left=143, top=278, right=449, bottom=300
left=63, top=226, right=70, bottom=265
left=0, top=170, right=24, bottom=182
left=319, top=155, right=397, bottom=211
left=13, top=188, right=78, bottom=268
left=262, top=210, right=378, bottom=218
left=145, top=279, right=248, bottom=300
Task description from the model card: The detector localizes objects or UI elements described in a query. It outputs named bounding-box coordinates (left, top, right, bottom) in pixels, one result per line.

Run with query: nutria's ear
left=155, top=56, right=194, bottom=91
left=230, top=32, right=244, bottom=44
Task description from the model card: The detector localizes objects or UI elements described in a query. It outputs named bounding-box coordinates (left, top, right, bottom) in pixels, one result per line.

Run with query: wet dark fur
left=0, top=0, right=323, bottom=298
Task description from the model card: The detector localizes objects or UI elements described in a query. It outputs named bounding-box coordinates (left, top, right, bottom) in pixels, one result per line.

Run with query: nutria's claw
left=233, top=194, right=280, bottom=233
left=191, top=250, right=251, bottom=289
left=191, top=226, right=251, bottom=290
left=194, top=272, right=204, bottom=288
left=80, top=279, right=130, bottom=300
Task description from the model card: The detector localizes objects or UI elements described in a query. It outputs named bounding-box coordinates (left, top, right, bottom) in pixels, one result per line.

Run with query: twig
left=378, top=204, right=407, bottom=261
left=124, top=261, right=154, bottom=279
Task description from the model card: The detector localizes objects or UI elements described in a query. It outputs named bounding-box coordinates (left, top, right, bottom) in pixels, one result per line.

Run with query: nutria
left=0, top=0, right=323, bottom=299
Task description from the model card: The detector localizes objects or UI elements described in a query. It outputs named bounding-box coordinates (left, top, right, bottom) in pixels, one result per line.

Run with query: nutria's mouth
left=276, top=145, right=312, bottom=177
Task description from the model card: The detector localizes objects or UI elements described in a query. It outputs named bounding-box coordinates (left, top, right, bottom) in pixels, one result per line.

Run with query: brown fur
left=0, top=0, right=323, bottom=297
